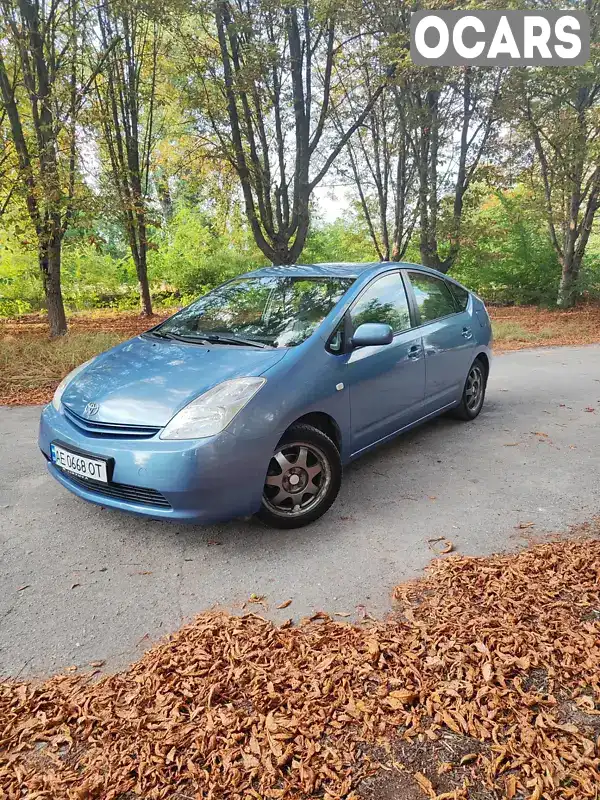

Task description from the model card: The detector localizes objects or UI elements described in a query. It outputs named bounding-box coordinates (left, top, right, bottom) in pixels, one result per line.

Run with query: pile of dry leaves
left=2, top=537, right=600, bottom=800
left=491, top=304, right=600, bottom=352
left=0, top=310, right=172, bottom=340
left=0, top=311, right=172, bottom=405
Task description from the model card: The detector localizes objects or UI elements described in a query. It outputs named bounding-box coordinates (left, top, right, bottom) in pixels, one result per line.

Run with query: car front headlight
left=52, top=358, right=95, bottom=411
left=160, top=377, right=266, bottom=440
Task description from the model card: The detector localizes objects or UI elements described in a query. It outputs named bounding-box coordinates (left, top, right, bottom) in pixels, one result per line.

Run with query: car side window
left=447, top=281, right=469, bottom=311
left=350, top=273, right=412, bottom=334
left=408, top=272, right=457, bottom=323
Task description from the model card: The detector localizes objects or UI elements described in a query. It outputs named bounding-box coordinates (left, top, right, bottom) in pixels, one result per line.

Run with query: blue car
left=39, top=262, right=492, bottom=528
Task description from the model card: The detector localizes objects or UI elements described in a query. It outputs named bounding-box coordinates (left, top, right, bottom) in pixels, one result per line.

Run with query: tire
left=451, top=357, right=488, bottom=421
left=256, top=423, right=342, bottom=529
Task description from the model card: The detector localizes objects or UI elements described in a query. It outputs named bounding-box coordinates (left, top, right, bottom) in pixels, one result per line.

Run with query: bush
left=578, top=240, right=600, bottom=302
left=0, top=236, right=45, bottom=312
left=452, top=187, right=561, bottom=305
left=149, top=206, right=268, bottom=295
left=0, top=297, right=33, bottom=318
left=302, top=216, right=378, bottom=263
left=2, top=189, right=599, bottom=319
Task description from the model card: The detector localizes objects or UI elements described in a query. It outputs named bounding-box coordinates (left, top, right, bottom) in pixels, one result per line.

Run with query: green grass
left=492, top=321, right=561, bottom=343
left=492, top=321, right=537, bottom=342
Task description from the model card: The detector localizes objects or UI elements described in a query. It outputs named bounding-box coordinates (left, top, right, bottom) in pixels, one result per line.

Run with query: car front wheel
left=256, top=423, right=342, bottom=529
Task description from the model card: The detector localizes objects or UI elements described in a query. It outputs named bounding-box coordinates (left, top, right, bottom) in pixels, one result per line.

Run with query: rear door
left=345, top=271, right=425, bottom=455
left=404, top=270, right=476, bottom=412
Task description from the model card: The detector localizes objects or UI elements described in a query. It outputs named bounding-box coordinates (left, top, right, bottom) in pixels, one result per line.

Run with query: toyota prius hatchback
left=40, top=262, right=492, bottom=528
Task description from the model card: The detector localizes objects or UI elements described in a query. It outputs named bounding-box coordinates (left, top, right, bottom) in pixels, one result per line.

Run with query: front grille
left=63, top=407, right=161, bottom=438
left=56, top=468, right=171, bottom=509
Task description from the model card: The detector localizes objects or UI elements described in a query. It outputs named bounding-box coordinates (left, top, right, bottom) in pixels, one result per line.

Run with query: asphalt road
left=2, top=345, right=599, bottom=678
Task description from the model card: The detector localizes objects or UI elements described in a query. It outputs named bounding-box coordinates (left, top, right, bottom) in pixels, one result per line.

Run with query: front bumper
left=39, top=404, right=271, bottom=523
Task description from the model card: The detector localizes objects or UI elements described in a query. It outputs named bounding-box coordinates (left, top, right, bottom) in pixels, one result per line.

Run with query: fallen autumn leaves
left=2, top=536, right=600, bottom=800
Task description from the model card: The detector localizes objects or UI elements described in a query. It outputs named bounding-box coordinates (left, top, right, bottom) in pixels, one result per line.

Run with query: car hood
left=61, top=335, right=287, bottom=427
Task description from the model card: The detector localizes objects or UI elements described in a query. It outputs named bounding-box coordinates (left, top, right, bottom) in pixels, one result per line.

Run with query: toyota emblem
left=84, top=402, right=99, bottom=417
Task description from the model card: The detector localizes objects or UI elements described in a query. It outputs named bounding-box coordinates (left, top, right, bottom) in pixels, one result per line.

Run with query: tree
left=93, top=0, right=162, bottom=316
left=183, top=0, right=392, bottom=265
left=518, top=62, right=600, bottom=308
left=0, top=109, right=18, bottom=216
left=334, top=57, right=417, bottom=262
left=330, top=0, right=418, bottom=262
left=409, top=66, right=504, bottom=274
left=0, top=0, right=87, bottom=335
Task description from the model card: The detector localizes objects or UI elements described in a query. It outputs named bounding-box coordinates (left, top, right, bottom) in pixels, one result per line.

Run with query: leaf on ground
left=388, top=689, right=418, bottom=705
left=3, top=534, right=600, bottom=799
left=248, top=594, right=266, bottom=604
left=529, top=781, right=543, bottom=800
left=276, top=599, right=292, bottom=609
left=428, top=537, right=454, bottom=554
left=517, top=522, right=535, bottom=529
left=414, top=770, right=435, bottom=797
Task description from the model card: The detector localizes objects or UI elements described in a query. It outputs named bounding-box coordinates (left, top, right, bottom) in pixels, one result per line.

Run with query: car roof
left=240, top=263, right=378, bottom=279
left=241, top=261, right=460, bottom=281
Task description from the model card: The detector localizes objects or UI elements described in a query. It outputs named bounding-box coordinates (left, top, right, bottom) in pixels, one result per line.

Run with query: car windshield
left=156, top=275, right=355, bottom=348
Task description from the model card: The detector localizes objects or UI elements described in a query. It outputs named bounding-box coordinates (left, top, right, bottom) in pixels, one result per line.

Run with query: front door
left=345, top=271, right=426, bottom=455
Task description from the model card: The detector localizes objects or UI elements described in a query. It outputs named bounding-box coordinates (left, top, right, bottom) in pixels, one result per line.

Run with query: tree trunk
left=41, top=220, right=67, bottom=337
left=557, top=256, right=581, bottom=308
left=134, top=232, right=153, bottom=316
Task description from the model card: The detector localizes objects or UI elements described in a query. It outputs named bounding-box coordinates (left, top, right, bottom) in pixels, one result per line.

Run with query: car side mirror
left=351, top=323, right=393, bottom=348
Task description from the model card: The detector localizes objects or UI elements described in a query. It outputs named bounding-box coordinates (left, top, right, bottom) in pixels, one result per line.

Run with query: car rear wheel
left=256, top=424, right=342, bottom=529
left=451, top=357, right=487, bottom=421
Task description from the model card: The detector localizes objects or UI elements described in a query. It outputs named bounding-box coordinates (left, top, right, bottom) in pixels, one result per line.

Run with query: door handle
left=462, top=326, right=473, bottom=339
left=408, top=344, right=421, bottom=360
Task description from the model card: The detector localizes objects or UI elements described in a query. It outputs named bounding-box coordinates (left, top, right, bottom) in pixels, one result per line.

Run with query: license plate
left=50, top=443, right=108, bottom=483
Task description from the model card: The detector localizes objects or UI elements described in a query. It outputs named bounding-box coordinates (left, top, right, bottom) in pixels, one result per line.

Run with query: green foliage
left=2, top=188, right=599, bottom=319
left=148, top=205, right=268, bottom=294
left=0, top=230, right=44, bottom=315
left=0, top=297, right=33, bottom=317
left=451, top=186, right=562, bottom=305
left=301, top=215, right=377, bottom=264
left=577, top=237, right=600, bottom=301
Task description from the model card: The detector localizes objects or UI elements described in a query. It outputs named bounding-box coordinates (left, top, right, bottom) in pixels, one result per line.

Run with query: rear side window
left=350, top=272, right=412, bottom=334
left=448, top=281, right=470, bottom=311
left=408, top=272, right=457, bottom=324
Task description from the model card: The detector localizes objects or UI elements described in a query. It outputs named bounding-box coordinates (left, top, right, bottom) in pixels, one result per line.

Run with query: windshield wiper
left=201, top=333, right=273, bottom=349
left=149, top=330, right=210, bottom=345
left=150, top=329, right=272, bottom=349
